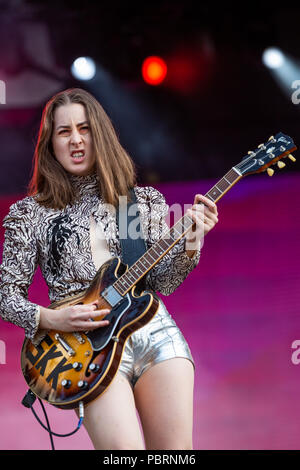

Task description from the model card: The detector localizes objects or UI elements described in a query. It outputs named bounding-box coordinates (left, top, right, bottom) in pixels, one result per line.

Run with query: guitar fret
left=172, top=227, right=182, bottom=238
left=117, top=280, right=130, bottom=293
left=126, top=271, right=137, bottom=282
left=208, top=186, right=222, bottom=200
left=116, top=282, right=130, bottom=296
left=159, top=238, right=173, bottom=249
left=147, top=250, right=157, bottom=262
left=133, top=263, right=143, bottom=276
left=225, top=168, right=240, bottom=183
left=143, top=253, right=154, bottom=266
left=218, top=179, right=230, bottom=191
left=231, top=167, right=242, bottom=176
left=121, top=277, right=131, bottom=288
left=206, top=193, right=215, bottom=201
left=206, top=169, right=241, bottom=203
left=182, top=215, right=193, bottom=232
left=168, top=229, right=176, bottom=241
left=137, top=259, right=148, bottom=271
left=152, top=245, right=164, bottom=256
left=151, top=246, right=163, bottom=260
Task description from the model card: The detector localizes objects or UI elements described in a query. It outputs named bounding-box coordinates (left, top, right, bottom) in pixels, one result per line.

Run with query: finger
left=87, top=302, right=111, bottom=314
left=194, top=194, right=218, bottom=214
left=75, top=301, right=104, bottom=308
left=88, top=301, right=102, bottom=308
left=77, top=319, right=110, bottom=331
left=186, top=215, right=203, bottom=230
left=202, top=207, right=218, bottom=222
left=187, top=209, right=218, bottom=235
left=187, top=208, right=203, bottom=226
left=186, top=210, right=204, bottom=236
left=81, top=309, right=110, bottom=321
left=74, top=303, right=98, bottom=311
left=190, top=205, right=218, bottom=225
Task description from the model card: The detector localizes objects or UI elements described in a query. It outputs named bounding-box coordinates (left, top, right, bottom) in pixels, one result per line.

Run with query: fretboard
left=205, top=167, right=242, bottom=203
left=114, top=167, right=242, bottom=296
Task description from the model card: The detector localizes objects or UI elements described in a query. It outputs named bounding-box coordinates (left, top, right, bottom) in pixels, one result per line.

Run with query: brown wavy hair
left=28, top=88, right=136, bottom=208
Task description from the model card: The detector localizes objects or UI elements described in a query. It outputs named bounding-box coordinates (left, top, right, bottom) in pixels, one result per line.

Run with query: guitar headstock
left=235, top=132, right=297, bottom=177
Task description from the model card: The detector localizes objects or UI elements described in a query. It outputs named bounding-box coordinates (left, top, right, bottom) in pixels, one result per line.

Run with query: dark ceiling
left=0, top=1, right=299, bottom=194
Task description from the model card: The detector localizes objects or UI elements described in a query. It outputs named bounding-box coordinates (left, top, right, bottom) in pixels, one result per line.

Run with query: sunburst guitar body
left=21, top=258, right=159, bottom=410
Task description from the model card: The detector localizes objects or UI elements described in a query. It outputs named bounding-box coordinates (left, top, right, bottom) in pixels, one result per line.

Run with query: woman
left=0, top=88, right=218, bottom=450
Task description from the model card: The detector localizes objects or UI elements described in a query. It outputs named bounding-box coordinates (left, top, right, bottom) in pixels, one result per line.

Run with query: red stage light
left=142, top=56, right=167, bottom=85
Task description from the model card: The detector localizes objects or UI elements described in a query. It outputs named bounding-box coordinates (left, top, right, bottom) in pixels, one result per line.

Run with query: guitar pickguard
left=86, top=293, right=132, bottom=351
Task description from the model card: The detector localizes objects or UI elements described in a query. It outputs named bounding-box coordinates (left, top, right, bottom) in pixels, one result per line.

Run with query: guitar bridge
left=55, top=333, right=75, bottom=356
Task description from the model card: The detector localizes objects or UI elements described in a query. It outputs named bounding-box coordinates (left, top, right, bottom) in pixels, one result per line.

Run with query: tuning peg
left=288, top=154, right=296, bottom=162
left=268, top=135, right=274, bottom=141
left=267, top=168, right=274, bottom=176
left=277, top=161, right=286, bottom=169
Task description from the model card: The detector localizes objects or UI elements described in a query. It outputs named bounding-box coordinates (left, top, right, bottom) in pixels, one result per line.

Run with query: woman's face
left=51, top=103, right=96, bottom=176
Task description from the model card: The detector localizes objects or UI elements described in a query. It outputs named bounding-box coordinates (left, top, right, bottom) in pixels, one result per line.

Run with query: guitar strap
left=116, top=188, right=148, bottom=292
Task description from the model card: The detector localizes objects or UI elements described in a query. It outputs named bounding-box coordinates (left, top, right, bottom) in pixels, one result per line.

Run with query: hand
left=185, top=194, right=219, bottom=256
left=39, top=301, right=110, bottom=332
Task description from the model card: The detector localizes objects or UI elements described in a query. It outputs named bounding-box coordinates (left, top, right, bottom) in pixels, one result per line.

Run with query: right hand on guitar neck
left=38, top=302, right=110, bottom=332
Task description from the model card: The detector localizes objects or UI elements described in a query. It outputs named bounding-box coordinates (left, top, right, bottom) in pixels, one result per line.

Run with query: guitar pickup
left=101, top=285, right=123, bottom=307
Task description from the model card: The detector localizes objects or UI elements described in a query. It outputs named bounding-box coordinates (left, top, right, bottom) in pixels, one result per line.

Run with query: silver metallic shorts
left=118, top=300, right=194, bottom=388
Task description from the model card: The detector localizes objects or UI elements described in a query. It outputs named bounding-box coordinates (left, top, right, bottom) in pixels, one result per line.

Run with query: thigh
left=133, top=357, right=194, bottom=450
left=77, top=372, right=144, bottom=450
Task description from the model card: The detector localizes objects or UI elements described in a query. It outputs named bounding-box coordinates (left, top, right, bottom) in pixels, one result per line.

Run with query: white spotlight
left=71, top=57, right=96, bottom=80
left=262, top=48, right=285, bottom=69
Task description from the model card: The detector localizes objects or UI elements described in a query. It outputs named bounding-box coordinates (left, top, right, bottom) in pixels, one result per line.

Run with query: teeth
left=72, top=152, right=84, bottom=158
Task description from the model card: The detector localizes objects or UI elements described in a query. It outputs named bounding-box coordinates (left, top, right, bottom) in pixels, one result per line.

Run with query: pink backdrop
left=0, top=173, right=300, bottom=450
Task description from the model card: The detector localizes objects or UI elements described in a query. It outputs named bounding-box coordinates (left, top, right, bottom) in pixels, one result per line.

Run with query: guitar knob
left=288, top=154, right=296, bottom=162
left=73, top=362, right=83, bottom=371
left=61, top=379, right=72, bottom=389
left=267, top=168, right=274, bottom=176
left=89, top=363, right=100, bottom=373
left=277, top=161, right=285, bottom=169
left=78, top=380, right=89, bottom=390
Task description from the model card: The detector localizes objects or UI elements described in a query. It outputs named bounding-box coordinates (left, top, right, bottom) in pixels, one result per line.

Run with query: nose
left=70, top=128, right=82, bottom=146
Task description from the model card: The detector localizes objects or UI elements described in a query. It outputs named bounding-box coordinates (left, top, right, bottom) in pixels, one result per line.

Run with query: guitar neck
left=205, top=167, right=242, bottom=203
left=114, top=167, right=242, bottom=296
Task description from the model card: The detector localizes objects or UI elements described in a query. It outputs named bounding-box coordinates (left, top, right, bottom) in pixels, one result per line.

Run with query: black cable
left=36, top=398, right=55, bottom=450
left=22, top=389, right=84, bottom=450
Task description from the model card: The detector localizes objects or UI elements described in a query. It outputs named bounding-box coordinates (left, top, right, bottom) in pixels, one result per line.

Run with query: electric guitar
left=21, top=132, right=297, bottom=410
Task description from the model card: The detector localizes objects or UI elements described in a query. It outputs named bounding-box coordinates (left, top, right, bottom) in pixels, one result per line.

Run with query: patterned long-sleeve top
left=0, top=173, right=200, bottom=341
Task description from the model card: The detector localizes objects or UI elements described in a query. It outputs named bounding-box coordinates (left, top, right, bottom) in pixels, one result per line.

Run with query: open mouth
left=71, top=150, right=85, bottom=163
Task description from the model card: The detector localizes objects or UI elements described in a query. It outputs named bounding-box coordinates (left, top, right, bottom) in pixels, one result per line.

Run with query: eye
left=80, top=126, right=89, bottom=134
left=58, top=129, right=70, bottom=135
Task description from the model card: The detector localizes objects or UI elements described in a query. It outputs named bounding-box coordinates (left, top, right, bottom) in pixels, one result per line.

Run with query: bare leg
left=76, top=372, right=144, bottom=450
left=133, top=358, right=194, bottom=450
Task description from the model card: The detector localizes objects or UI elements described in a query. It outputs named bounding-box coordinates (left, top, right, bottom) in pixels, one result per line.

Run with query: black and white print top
left=0, top=173, right=200, bottom=341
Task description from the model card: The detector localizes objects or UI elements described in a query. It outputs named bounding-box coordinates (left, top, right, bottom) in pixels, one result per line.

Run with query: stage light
left=264, top=49, right=300, bottom=103
left=262, top=48, right=285, bottom=69
left=141, top=56, right=167, bottom=85
left=71, top=57, right=96, bottom=80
